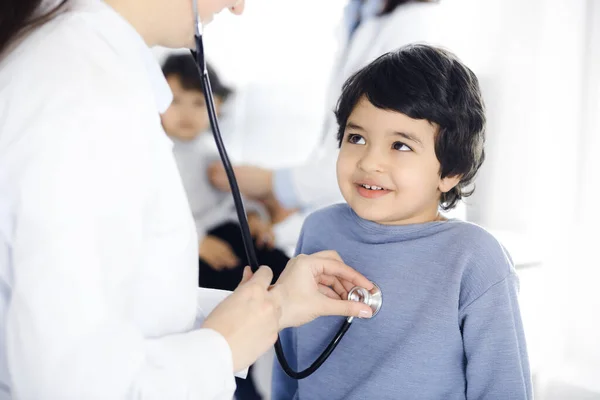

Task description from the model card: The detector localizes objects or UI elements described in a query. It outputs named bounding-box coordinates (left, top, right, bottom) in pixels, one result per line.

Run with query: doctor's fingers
left=245, top=265, right=274, bottom=290
left=239, top=266, right=253, bottom=285
left=310, top=250, right=344, bottom=263
left=339, top=278, right=360, bottom=294
left=318, top=284, right=342, bottom=300
left=309, top=251, right=371, bottom=290
left=319, top=297, right=373, bottom=319
left=317, top=275, right=348, bottom=299
left=310, top=256, right=373, bottom=293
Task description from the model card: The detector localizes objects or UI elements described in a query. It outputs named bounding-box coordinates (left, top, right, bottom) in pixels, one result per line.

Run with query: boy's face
left=161, top=75, right=221, bottom=141
left=336, top=97, right=459, bottom=225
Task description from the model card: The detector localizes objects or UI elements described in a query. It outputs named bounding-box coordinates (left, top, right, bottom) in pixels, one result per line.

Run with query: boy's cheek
left=337, top=149, right=359, bottom=170
left=336, top=157, right=355, bottom=187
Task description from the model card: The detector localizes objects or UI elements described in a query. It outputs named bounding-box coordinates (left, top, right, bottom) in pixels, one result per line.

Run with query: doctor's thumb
left=322, top=299, right=373, bottom=319
left=239, top=266, right=253, bottom=285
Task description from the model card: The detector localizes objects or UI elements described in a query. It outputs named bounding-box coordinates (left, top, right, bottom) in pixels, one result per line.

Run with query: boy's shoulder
left=452, top=220, right=512, bottom=262
left=447, top=221, right=516, bottom=308
left=446, top=220, right=509, bottom=254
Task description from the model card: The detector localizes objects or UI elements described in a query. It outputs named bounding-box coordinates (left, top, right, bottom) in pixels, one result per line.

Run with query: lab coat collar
left=82, top=0, right=174, bottom=113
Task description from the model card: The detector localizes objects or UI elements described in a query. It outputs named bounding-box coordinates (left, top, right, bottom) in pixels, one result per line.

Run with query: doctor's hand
left=199, top=236, right=240, bottom=270
left=208, top=162, right=274, bottom=200
left=202, top=266, right=281, bottom=372
left=270, top=251, right=374, bottom=330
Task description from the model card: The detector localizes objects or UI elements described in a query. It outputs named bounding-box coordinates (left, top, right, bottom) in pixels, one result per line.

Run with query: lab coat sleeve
left=6, top=101, right=237, bottom=400
left=460, top=273, right=533, bottom=399
left=274, top=133, right=342, bottom=211
left=196, top=288, right=248, bottom=379
left=196, top=288, right=232, bottom=322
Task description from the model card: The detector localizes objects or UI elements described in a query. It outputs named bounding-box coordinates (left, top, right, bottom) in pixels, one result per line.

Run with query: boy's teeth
left=361, top=184, right=383, bottom=190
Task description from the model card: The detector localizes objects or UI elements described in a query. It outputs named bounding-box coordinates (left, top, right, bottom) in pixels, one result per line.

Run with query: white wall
left=464, top=0, right=588, bottom=235
left=468, top=0, right=600, bottom=395
left=541, top=0, right=600, bottom=392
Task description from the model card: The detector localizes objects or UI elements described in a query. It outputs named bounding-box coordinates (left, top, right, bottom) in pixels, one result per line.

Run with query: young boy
left=272, top=45, right=532, bottom=399
left=161, top=54, right=289, bottom=400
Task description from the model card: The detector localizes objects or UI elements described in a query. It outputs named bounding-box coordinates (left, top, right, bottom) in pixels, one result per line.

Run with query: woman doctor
left=209, top=0, right=442, bottom=218
left=0, top=0, right=375, bottom=399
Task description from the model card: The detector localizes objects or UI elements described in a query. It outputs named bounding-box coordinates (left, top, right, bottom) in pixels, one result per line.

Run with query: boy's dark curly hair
left=335, top=44, right=486, bottom=210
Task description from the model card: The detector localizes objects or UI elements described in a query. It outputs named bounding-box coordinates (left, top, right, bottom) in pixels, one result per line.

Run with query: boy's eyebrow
left=346, top=122, right=366, bottom=132
left=393, top=131, right=423, bottom=147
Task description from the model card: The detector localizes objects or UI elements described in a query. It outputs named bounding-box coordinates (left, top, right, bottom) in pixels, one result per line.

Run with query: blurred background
left=156, top=0, right=599, bottom=398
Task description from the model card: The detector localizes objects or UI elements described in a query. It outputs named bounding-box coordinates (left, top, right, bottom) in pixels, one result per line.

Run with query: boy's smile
left=336, top=96, right=460, bottom=226
left=355, top=178, right=393, bottom=199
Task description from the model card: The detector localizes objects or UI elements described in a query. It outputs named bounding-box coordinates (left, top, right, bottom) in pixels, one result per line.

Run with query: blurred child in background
left=161, top=54, right=289, bottom=400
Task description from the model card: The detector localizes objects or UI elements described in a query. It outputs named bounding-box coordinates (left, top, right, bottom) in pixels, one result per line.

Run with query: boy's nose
left=357, top=149, right=386, bottom=173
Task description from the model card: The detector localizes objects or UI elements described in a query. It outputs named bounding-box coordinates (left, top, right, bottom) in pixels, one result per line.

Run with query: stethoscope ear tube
left=190, top=37, right=258, bottom=271
left=191, top=29, right=366, bottom=380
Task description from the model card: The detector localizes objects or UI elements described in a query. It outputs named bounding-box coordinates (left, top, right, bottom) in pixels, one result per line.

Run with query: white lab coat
left=0, top=1, right=243, bottom=399
left=285, top=2, right=445, bottom=210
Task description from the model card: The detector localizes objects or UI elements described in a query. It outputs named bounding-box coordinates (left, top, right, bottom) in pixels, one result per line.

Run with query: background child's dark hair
left=335, top=44, right=486, bottom=211
left=161, top=54, right=233, bottom=101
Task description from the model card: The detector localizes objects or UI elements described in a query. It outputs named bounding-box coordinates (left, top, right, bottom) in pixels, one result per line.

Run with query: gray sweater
left=272, top=203, right=532, bottom=400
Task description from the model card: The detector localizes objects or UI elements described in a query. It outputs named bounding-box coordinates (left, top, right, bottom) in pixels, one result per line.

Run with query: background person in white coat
left=209, top=0, right=444, bottom=250
left=0, top=0, right=376, bottom=399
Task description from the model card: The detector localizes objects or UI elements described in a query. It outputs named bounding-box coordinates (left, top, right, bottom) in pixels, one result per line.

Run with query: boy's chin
left=350, top=203, right=397, bottom=225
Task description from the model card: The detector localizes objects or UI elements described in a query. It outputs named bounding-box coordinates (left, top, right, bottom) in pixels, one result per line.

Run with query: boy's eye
left=347, top=134, right=366, bottom=145
left=393, top=141, right=412, bottom=152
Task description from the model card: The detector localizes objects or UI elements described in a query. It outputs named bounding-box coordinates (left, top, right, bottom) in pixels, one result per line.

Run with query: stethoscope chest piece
left=348, top=282, right=383, bottom=319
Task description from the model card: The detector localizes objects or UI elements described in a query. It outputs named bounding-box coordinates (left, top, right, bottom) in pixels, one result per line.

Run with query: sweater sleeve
left=460, top=273, right=533, bottom=399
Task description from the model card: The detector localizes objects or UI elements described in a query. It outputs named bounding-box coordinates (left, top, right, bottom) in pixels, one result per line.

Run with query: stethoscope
left=189, top=4, right=382, bottom=379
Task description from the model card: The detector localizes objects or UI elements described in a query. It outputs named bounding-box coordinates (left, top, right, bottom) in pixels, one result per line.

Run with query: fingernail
left=359, top=310, right=372, bottom=319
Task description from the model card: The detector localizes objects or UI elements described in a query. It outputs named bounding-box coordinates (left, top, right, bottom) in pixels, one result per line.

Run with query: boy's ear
left=439, top=175, right=461, bottom=193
